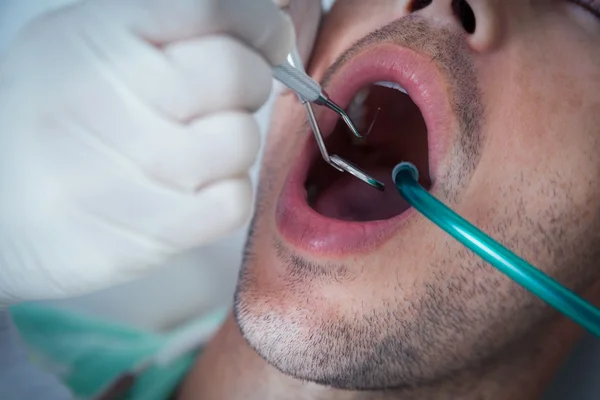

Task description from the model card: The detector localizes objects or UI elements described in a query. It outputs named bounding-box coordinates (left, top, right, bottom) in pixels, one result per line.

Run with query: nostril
left=452, top=0, right=476, bottom=34
left=408, top=0, right=433, bottom=13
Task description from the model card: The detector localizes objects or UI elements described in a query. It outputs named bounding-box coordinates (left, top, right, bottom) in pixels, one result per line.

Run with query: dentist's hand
left=274, top=0, right=323, bottom=66
left=274, top=0, right=323, bottom=95
left=0, top=0, right=295, bottom=304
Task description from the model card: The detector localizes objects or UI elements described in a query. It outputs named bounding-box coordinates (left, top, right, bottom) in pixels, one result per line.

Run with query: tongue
left=312, top=166, right=411, bottom=222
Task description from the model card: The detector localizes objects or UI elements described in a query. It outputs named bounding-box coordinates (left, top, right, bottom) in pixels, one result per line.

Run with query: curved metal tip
left=339, top=110, right=364, bottom=140
left=322, top=97, right=364, bottom=140
left=331, top=155, right=385, bottom=191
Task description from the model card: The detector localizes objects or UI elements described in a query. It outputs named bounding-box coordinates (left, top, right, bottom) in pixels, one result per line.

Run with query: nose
left=412, top=0, right=504, bottom=52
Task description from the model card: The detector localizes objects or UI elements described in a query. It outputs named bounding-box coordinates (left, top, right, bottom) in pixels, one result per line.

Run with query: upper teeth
left=347, top=87, right=370, bottom=132
left=349, top=87, right=371, bottom=107
left=374, top=81, right=408, bottom=94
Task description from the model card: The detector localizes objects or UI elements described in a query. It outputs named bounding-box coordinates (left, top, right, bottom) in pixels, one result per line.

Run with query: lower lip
left=275, top=45, right=452, bottom=256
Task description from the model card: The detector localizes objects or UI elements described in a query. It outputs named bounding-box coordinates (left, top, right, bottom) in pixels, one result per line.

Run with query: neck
left=178, top=312, right=582, bottom=400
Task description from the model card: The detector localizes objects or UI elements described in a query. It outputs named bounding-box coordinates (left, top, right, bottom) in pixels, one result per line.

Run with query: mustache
left=320, top=15, right=485, bottom=189
left=321, top=15, right=471, bottom=87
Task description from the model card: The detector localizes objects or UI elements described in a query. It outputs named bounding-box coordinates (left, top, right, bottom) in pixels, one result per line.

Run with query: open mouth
left=275, top=44, right=453, bottom=255
left=306, top=82, right=431, bottom=222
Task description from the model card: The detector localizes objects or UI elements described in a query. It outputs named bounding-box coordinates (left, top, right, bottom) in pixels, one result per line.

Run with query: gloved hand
left=274, top=0, right=323, bottom=66
left=274, top=0, right=323, bottom=95
left=0, top=0, right=296, bottom=305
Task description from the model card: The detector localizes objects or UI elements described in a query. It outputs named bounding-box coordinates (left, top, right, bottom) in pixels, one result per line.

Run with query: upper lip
left=275, top=41, right=456, bottom=256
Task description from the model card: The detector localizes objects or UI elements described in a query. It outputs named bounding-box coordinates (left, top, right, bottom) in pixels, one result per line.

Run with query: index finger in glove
left=98, top=0, right=295, bottom=66
left=273, top=0, right=322, bottom=95
left=277, top=0, right=322, bottom=66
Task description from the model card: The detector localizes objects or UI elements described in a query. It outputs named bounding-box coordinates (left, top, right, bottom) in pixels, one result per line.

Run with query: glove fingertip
left=292, top=0, right=322, bottom=67
left=273, top=80, right=290, bottom=96
left=264, top=11, right=296, bottom=66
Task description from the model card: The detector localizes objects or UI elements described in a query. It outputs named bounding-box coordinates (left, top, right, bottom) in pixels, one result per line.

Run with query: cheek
left=448, top=35, right=600, bottom=283
left=473, top=37, right=600, bottom=192
left=265, top=97, right=301, bottom=151
left=259, top=96, right=309, bottom=188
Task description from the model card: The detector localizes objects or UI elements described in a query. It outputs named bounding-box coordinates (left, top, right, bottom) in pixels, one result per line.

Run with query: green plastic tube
left=392, top=162, right=600, bottom=337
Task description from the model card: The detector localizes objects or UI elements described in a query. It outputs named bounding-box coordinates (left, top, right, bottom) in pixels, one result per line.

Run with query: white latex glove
left=275, top=0, right=323, bottom=65
left=0, top=0, right=296, bottom=305
left=273, top=0, right=323, bottom=96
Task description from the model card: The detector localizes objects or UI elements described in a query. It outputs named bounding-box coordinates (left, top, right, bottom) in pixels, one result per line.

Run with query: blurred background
left=1, top=1, right=598, bottom=398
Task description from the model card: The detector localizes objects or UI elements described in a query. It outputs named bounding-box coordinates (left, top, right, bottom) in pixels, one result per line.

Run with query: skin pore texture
left=180, top=0, right=600, bottom=399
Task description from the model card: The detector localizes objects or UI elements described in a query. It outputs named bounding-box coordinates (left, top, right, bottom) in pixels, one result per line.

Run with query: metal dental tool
left=280, top=50, right=385, bottom=191
left=274, top=60, right=365, bottom=140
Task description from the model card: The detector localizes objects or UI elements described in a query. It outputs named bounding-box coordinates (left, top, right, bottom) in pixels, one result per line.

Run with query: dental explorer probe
left=273, top=61, right=365, bottom=140
left=284, top=50, right=385, bottom=191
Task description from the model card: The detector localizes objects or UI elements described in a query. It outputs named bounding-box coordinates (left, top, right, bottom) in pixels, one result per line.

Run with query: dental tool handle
left=273, top=60, right=323, bottom=103
left=286, top=48, right=309, bottom=105
left=288, top=48, right=305, bottom=72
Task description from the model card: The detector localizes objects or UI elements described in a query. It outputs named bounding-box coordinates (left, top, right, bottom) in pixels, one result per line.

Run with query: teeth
left=345, top=82, right=406, bottom=144
left=350, top=87, right=371, bottom=106
left=374, top=81, right=408, bottom=94
left=347, top=88, right=370, bottom=122
left=347, top=87, right=370, bottom=136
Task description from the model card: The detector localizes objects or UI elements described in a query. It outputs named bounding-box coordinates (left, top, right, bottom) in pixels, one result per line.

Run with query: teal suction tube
left=392, top=162, right=600, bottom=337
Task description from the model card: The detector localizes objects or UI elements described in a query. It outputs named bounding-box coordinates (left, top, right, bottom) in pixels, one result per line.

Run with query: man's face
left=235, top=0, right=600, bottom=390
